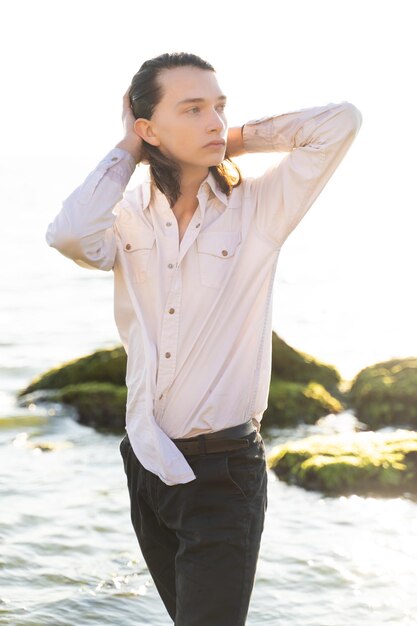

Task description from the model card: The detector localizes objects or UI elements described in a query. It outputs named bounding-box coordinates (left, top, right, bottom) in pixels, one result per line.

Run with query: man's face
left=139, top=66, right=228, bottom=170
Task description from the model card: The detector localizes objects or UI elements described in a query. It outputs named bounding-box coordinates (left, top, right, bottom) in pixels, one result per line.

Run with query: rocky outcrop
left=347, top=357, right=417, bottom=429
left=19, top=345, right=127, bottom=395
left=18, top=337, right=416, bottom=436
left=268, top=429, right=417, bottom=497
left=17, top=333, right=346, bottom=432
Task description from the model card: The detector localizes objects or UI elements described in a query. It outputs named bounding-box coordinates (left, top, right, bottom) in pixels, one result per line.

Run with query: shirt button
left=111, top=156, right=118, bottom=161
left=169, top=308, right=175, bottom=314
left=221, top=249, right=228, bottom=256
left=166, top=221, right=172, bottom=227
left=168, top=263, right=174, bottom=269
left=159, top=393, right=163, bottom=399
left=196, top=223, right=200, bottom=228
left=125, top=243, right=131, bottom=250
left=165, top=352, right=171, bottom=358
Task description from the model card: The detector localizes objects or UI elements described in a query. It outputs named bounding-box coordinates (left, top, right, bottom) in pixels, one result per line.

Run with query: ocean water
left=1, top=155, right=416, bottom=625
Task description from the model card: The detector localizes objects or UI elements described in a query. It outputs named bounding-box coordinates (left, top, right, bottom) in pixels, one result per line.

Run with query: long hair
left=129, top=52, right=242, bottom=208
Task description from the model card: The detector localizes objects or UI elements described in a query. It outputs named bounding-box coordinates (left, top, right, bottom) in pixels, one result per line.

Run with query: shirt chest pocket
left=120, top=227, right=156, bottom=283
left=196, top=231, right=242, bottom=289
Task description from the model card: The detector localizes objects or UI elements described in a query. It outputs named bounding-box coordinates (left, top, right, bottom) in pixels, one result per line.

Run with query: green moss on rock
left=347, top=357, right=417, bottom=428
left=262, top=377, right=343, bottom=427
left=47, top=382, right=127, bottom=432
left=17, top=332, right=348, bottom=432
left=271, top=332, right=342, bottom=396
left=18, top=346, right=127, bottom=397
left=268, top=429, right=417, bottom=497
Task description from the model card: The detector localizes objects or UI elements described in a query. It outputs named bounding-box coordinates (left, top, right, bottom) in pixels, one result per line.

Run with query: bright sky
left=1, top=0, right=413, bottom=157
left=2, top=0, right=416, bottom=376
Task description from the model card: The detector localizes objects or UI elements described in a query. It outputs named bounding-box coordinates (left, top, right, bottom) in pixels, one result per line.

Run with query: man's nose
left=207, top=110, right=226, bottom=132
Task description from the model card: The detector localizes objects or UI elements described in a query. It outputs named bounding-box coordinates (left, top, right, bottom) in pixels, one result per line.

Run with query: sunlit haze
left=1, top=0, right=416, bottom=380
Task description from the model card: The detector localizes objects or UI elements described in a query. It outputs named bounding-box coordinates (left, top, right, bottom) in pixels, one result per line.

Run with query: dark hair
left=129, top=52, right=242, bottom=208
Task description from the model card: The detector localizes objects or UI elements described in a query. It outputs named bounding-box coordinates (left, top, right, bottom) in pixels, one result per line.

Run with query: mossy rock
left=262, top=377, right=344, bottom=428
left=17, top=346, right=127, bottom=397
left=45, top=382, right=127, bottom=432
left=347, top=357, right=417, bottom=428
left=17, top=333, right=346, bottom=433
left=267, top=429, right=417, bottom=497
left=271, top=332, right=342, bottom=398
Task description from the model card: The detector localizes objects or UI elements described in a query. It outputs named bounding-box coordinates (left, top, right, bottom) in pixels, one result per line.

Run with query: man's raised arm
left=45, top=89, right=144, bottom=270
left=232, top=101, right=363, bottom=248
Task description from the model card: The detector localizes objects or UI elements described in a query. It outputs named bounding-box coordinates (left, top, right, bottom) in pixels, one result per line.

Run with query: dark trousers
left=119, top=427, right=268, bottom=625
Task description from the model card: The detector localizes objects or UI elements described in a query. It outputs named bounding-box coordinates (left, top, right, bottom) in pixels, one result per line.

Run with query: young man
left=45, top=52, right=362, bottom=625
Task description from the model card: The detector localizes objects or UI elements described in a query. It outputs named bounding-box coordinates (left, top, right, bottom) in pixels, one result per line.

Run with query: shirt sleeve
left=242, top=101, right=363, bottom=248
left=45, top=147, right=137, bottom=270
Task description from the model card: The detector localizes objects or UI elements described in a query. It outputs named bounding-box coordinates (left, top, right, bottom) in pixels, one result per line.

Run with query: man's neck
left=179, top=166, right=210, bottom=200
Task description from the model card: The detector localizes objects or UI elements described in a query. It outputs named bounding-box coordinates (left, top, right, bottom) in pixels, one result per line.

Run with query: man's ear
left=133, top=118, right=160, bottom=147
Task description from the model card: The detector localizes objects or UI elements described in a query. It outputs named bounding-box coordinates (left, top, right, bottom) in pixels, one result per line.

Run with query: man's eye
left=188, top=107, right=200, bottom=113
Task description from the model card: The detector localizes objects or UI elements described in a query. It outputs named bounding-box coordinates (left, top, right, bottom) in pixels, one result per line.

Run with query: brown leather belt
left=171, top=419, right=257, bottom=455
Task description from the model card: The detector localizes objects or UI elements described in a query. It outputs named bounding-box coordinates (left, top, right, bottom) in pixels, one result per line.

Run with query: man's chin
left=176, top=154, right=225, bottom=170
left=208, top=154, right=226, bottom=166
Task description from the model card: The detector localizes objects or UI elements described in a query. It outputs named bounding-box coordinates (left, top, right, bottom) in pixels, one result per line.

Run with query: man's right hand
left=115, top=88, right=148, bottom=164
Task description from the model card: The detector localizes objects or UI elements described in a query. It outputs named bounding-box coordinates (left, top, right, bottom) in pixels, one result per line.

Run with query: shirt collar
left=141, top=167, right=228, bottom=214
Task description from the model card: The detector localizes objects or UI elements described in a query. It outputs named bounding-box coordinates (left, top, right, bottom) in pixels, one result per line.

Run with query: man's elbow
left=45, top=225, right=115, bottom=271
left=342, top=102, right=363, bottom=136
left=45, top=223, right=80, bottom=259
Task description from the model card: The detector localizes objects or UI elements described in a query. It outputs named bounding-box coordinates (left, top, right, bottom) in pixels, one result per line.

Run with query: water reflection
left=1, top=409, right=416, bottom=625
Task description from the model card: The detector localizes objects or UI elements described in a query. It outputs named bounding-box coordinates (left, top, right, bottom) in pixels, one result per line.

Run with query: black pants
left=119, top=427, right=268, bottom=626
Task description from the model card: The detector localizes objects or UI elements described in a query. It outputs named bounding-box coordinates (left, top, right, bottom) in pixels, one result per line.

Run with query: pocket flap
left=120, top=227, right=156, bottom=252
left=196, top=231, right=241, bottom=258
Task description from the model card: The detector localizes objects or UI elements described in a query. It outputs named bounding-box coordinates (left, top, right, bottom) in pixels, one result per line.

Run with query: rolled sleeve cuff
left=242, top=117, right=275, bottom=153
left=97, top=147, right=137, bottom=179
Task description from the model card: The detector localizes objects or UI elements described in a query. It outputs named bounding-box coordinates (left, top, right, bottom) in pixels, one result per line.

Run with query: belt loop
left=197, top=434, right=207, bottom=455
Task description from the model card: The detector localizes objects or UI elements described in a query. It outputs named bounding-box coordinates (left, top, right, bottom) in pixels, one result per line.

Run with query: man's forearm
left=225, top=126, right=247, bottom=158
left=241, top=103, right=362, bottom=155
left=45, top=147, right=136, bottom=270
left=115, top=136, right=143, bottom=163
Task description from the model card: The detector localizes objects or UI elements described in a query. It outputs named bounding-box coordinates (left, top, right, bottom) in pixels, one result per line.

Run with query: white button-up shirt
left=45, top=101, right=362, bottom=485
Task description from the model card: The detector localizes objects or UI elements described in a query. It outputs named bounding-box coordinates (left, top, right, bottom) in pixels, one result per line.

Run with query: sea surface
left=1, top=156, right=416, bottom=625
